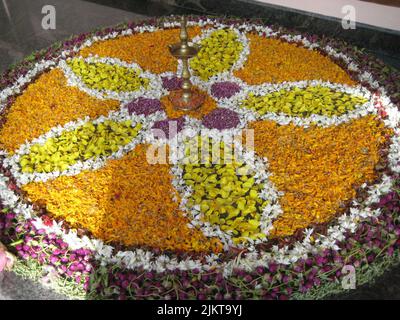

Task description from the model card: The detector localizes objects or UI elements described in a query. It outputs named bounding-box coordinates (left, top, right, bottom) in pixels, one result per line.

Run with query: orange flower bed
left=234, top=34, right=356, bottom=85
left=79, top=27, right=202, bottom=74
left=0, top=69, right=120, bottom=154
left=161, top=87, right=217, bottom=119
left=249, top=116, right=391, bottom=237
left=22, top=144, right=223, bottom=253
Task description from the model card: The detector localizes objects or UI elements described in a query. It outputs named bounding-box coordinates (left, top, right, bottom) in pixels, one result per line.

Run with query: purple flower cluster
left=211, top=82, right=241, bottom=99
left=161, top=76, right=183, bottom=91
left=126, top=97, right=163, bottom=116
left=202, top=108, right=240, bottom=130
left=92, top=267, right=235, bottom=300
left=0, top=212, right=94, bottom=292
left=152, top=117, right=185, bottom=139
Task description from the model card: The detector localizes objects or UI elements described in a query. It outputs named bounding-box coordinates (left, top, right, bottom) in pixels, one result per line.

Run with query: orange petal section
left=0, top=68, right=120, bottom=154
left=79, top=27, right=202, bottom=74
left=234, top=34, right=356, bottom=85
left=249, top=116, right=391, bottom=238
left=23, top=144, right=222, bottom=254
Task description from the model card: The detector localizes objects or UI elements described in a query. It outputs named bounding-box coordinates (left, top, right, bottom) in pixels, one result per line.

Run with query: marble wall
left=256, top=0, right=400, bottom=31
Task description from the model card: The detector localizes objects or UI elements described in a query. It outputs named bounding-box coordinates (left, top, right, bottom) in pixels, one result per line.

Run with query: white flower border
left=0, top=18, right=398, bottom=275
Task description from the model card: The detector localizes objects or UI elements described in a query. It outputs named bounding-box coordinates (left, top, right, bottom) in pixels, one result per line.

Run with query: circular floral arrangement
left=0, top=16, right=399, bottom=300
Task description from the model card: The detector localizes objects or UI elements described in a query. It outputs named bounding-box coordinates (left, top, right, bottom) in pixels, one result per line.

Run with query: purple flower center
left=152, top=117, right=185, bottom=139
left=211, top=82, right=241, bottom=99
left=202, top=108, right=240, bottom=130
left=126, top=97, right=162, bottom=116
left=162, top=76, right=183, bottom=91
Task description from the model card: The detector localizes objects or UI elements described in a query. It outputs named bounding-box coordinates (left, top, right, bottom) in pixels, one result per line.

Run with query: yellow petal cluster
left=190, top=29, right=243, bottom=80
left=19, top=120, right=142, bottom=173
left=182, top=136, right=268, bottom=244
left=68, top=58, right=148, bottom=92
left=241, top=86, right=368, bottom=117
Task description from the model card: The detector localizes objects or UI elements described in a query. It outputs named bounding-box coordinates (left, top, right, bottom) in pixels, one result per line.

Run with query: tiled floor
left=0, top=0, right=399, bottom=300
left=0, top=0, right=150, bottom=72
left=0, top=271, right=67, bottom=300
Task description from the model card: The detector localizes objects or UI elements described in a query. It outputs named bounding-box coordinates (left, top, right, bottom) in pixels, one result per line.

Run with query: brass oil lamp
left=168, top=16, right=205, bottom=111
